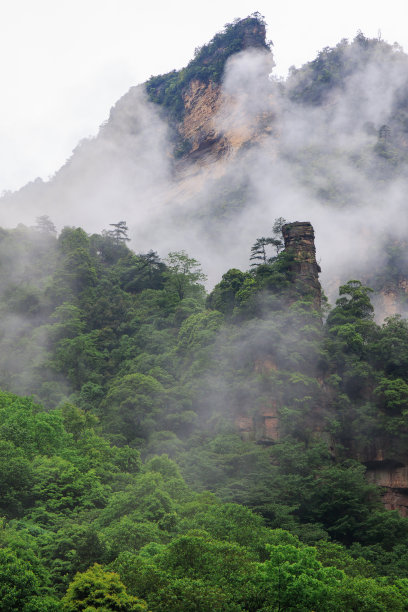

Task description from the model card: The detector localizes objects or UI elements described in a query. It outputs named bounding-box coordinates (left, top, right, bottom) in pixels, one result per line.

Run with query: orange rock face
left=254, top=358, right=278, bottom=374
left=236, top=403, right=280, bottom=445
left=179, top=76, right=275, bottom=164
left=366, top=465, right=408, bottom=489
left=366, top=465, right=408, bottom=516
left=180, top=80, right=225, bottom=162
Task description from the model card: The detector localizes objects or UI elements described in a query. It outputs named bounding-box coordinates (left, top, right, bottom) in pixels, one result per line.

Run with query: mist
left=2, top=33, right=408, bottom=308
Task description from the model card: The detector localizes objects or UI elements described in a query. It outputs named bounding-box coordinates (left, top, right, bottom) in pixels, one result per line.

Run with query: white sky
left=1, top=0, right=407, bottom=193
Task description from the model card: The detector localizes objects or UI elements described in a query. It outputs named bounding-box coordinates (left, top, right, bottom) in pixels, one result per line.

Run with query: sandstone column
left=281, top=221, right=321, bottom=310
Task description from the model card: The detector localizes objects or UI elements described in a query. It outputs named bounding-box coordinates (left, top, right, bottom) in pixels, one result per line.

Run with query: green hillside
left=1, top=219, right=408, bottom=609
left=4, top=12, right=408, bottom=611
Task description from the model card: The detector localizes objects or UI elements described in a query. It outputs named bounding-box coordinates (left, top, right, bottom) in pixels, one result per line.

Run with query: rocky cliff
left=282, top=221, right=322, bottom=310
left=146, top=14, right=273, bottom=164
left=366, top=462, right=408, bottom=516
left=236, top=221, right=322, bottom=446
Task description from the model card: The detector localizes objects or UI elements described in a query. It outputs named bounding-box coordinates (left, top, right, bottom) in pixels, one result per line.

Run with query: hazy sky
left=1, top=0, right=407, bottom=193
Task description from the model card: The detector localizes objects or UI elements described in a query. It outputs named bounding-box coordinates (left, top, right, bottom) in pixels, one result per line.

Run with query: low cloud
left=2, top=38, right=408, bottom=303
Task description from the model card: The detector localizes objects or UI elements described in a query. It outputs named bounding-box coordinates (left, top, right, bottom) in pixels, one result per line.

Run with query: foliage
left=4, top=10, right=408, bottom=608
left=164, top=250, right=206, bottom=302
left=105, top=221, right=130, bottom=245
left=1, top=219, right=408, bottom=609
left=249, top=217, right=286, bottom=266
left=62, top=564, right=147, bottom=611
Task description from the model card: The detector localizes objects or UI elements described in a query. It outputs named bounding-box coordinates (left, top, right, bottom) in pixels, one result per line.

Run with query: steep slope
left=146, top=14, right=272, bottom=162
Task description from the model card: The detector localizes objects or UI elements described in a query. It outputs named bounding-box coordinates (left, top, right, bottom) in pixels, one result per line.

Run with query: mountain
left=3, top=15, right=408, bottom=609
left=4, top=14, right=408, bottom=304
left=145, top=14, right=271, bottom=160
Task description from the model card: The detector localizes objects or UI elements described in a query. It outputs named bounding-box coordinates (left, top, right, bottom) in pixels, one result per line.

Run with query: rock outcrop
left=145, top=15, right=274, bottom=167
left=176, top=18, right=273, bottom=164
left=366, top=463, right=408, bottom=516
left=282, top=221, right=322, bottom=310
left=235, top=221, right=322, bottom=445
left=179, top=80, right=225, bottom=163
left=235, top=403, right=279, bottom=445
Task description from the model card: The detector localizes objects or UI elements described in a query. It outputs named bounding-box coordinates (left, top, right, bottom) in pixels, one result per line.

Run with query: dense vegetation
left=2, top=218, right=408, bottom=609
left=5, top=13, right=408, bottom=611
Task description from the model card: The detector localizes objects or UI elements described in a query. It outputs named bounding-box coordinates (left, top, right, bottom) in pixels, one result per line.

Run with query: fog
left=2, top=34, right=408, bottom=305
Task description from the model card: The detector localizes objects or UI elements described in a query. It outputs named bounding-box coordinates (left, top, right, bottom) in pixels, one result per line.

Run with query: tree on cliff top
left=250, top=218, right=286, bottom=266
left=106, top=221, right=130, bottom=245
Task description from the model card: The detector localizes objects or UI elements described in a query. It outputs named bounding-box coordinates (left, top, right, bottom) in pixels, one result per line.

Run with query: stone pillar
left=281, top=221, right=321, bottom=310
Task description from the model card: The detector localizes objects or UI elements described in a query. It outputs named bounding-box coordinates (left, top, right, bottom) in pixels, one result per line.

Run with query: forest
left=1, top=217, right=408, bottom=610
left=4, top=11, right=408, bottom=611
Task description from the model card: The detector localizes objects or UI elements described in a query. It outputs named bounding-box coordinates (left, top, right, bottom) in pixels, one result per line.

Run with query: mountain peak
left=145, top=14, right=271, bottom=122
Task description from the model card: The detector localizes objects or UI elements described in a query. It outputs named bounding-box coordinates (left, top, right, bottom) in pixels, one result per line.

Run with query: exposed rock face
left=353, top=439, right=408, bottom=515
left=366, top=464, right=408, bottom=516
left=282, top=221, right=322, bottom=310
left=179, top=80, right=226, bottom=163
left=172, top=17, right=274, bottom=164
left=256, top=406, right=279, bottom=444
left=367, top=465, right=408, bottom=489
left=382, top=489, right=408, bottom=516
left=360, top=238, right=408, bottom=322
left=236, top=416, right=255, bottom=442
left=178, top=70, right=274, bottom=164
left=235, top=403, right=280, bottom=445
left=239, top=19, right=268, bottom=50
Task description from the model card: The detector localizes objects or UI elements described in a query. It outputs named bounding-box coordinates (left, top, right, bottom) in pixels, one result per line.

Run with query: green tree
left=0, top=547, right=58, bottom=611
left=118, top=251, right=166, bottom=293
left=206, top=268, right=251, bottom=315
left=327, top=280, right=374, bottom=328
left=258, top=544, right=342, bottom=611
left=102, top=373, right=165, bottom=442
left=0, top=440, right=32, bottom=517
left=250, top=236, right=283, bottom=266
left=35, top=215, right=57, bottom=234
left=107, top=221, right=131, bottom=245
left=164, top=251, right=206, bottom=301
left=372, top=315, right=408, bottom=377
left=250, top=218, right=286, bottom=267
left=62, top=563, right=147, bottom=611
